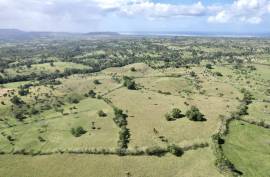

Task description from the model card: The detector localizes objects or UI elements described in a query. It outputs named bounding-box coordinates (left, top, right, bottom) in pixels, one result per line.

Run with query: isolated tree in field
left=98, top=110, right=107, bottom=117
left=206, top=64, right=213, bottom=69
left=123, top=76, right=137, bottom=90
left=10, top=95, right=24, bottom=105
left=165, top=108, right=183, bottom=121
left=88, top=90, right=96, bottom=98
left=186, top=106, right=204, bottom=121
left=71, top=126, right=87, bottom=137
left=130, top=67, right=136, bottom=72
left=93, top=79, right=101, bottom=85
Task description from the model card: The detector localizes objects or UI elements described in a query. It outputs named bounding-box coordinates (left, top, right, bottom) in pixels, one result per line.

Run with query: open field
left=223, top=120, right=270, bottom=177
left=0, top=37, right=270, bottom=177
left=0, top=148, right=222, bottom=177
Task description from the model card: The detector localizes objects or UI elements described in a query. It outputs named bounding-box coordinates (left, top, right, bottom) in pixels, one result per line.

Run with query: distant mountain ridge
left=0, top=29, right=120, bottom=40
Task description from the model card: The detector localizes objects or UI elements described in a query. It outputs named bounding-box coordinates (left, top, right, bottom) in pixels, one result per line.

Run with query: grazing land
left=0, top=36, right=269, bottom=177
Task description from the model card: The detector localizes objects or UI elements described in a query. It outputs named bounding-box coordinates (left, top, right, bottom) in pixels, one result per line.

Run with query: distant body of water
left=120, top=32, right=270, bottom=38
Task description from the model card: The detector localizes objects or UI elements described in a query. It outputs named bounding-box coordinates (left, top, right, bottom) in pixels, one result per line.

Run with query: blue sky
left=0, top=0, right=269, bottom=33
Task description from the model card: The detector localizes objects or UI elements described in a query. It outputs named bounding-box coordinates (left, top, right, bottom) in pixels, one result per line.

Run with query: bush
left=214, top=72, right=223, bottom=77
left=171, top=108, right=182, bottom=119
left=145, top=146, right=167, bottom=156
left=165, top=113, right=174, bottom=121
left=206, top=64, right=213, bottom=69
left=88, top=90, right=96, bottom=98
left=123, top=76, right=137, bottom=90
left=167, top=144, right=184, bottom=156
left=10, top=96, right=24, bottom=105
left=165, top=108, right=183, bottom=121
left=71, top=126, right=87, bottom=137
left=130, top=67, right=136, bottom=72
left=98, top=110, right=107, bottom=117
left=93, top=79, right=101, bottom=85
left=118, top=126, right=130, bottom=149
left=186, top=106, right=205, bottom=121
left=113, top=108, right=128, bottom=127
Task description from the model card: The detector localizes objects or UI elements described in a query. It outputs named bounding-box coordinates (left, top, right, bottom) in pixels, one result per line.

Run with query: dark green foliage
left=240, top=88, right=253, bottom=105
left=206, top=64, right=213, bottom=69
left=93, top=79, right=101, bottom=85
left=165, top=108, right=184, bottom=121
left=71, top=126, right=87, bottom=137
left=98, top=110, right=107, bottom=117
left=68, top=97, right=80, bottom=104
left=88, top=90, right=96, bottom=98
left=190, top=71, right=196, bottom=77
left=10, top=96, right=24, bottom=105
left=123, top=76, right=137, bottom=90
left=113, top=108, right=128, bottom=127
left=18, top=88, right=29, bottom=96
left=214, top=72, right=223, bottom=77
left=145, top=146, right=167, bottom=156
left=171, top=108, right=182, bottom=119
left=118, top=126, right=130, bottom=149
left=186, top=106, right=205, bottom=121
left=130, top=67, right=136, bottom=72
left=167, top=144, right=184, bottom=156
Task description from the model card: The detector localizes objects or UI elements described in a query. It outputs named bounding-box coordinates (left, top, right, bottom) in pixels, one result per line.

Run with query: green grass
left=0, top=148, right=222, bottom=177
left=223, top=120, right=270, bottom=177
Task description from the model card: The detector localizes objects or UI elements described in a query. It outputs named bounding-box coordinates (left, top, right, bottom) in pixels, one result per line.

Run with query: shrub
left=215, top=72, right=223, bottom=77
left=71, top=126, right=87, bottom=137
left=118, top=126, right=130, bottom=149
left=206, top=64, right=213, bottom=69
left=171, top=108, right=182, bottom=119
left=165, top=113, right=174, bottom=121
left=93, top=79, right=101, bottom=85
left=69, top=97, right=79, bottom=104
left=130, top=67, right=136, bottom=72
left=98, top=110, right=107, bottom=117
left=113, top=108, right=128, bottom=127
left=145, top=146, right=167, bottom=156
left=123, top=76, right=137, bottom=90
left=165, top=108, right=183, bottom=121
left=167, top=144, right=184, bottom=156
left=10, top=96, right=24, bottom=105
left=186, top=106, right=205, bottom=121
left=88, top=90, right=96, bottom=98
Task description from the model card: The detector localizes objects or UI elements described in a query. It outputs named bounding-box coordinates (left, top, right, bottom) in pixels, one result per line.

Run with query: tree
left=206, top=64, right=213, bottom=69
left=130, top=67, right=136, bottom=72
left=123, top=76, right=137, bottom=90
left=71, top=126, right=87, bottom=137
left=88, top=90, right=96, bottom=98
left=167, top=144, right=184, bottom=156
left=98, top=110, right=107, bottom=117
left=93, top=79, right=101, bottom=85
left=171, top=108, right=182, bottom=119
left=113, top=108, right=128, bottom=127
left=10, top=95, right=24, bottom=105
left=165, top=108, right=183, bottom=121
left=186, top=106, right=205, bottom=121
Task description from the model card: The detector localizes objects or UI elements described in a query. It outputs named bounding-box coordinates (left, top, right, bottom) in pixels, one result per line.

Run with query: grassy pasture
left=0, top=148, right=222, bottom=177
left=3, top=62, right=89, bottom=78
left=223, top=120, right=270, bottom=177
left=0, top=97, right=119, bottom=153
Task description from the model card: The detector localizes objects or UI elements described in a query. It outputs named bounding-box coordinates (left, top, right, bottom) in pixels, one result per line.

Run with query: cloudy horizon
left=0, top=0, right=269, bottom=33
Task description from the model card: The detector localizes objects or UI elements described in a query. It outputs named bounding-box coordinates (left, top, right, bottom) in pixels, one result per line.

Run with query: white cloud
left=0, top=0, right=269, bottom=31
left=240, top=16, right=262, bottom=24
left=208, top=0, right=270, bottom=24
left=208, top=10, right=231, bottom=23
